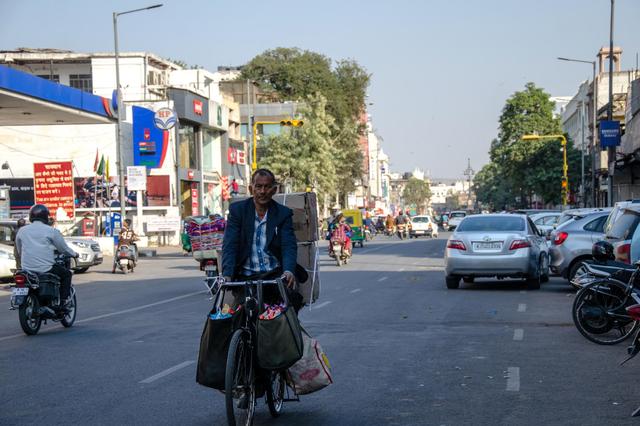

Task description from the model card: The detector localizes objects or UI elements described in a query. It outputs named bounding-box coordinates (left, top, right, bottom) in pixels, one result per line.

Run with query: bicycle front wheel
left=572, top=280, right=639, bottom=345
left=225, top=329, right=255, bottom=426
left=266, top=371, right=285, bottom=417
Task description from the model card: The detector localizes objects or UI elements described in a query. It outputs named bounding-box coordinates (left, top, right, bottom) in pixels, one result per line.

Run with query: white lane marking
left=506, top=367, right=520, bottom=391
left=350, top=288, right=362, bottom=294
left=517, top=303, right=527, bottom=313
left=358, top=241, right=404, bottom=254
left=513, top=329, right=524, bottom=341
left=378, top=276, right=389, bottom=282
left=520, top=290, right=527, bottom=294
left=0, top=290, right=205, bottom=343
left=140, top=360, right=195, bottom=384
left=399, top=268, right=405, bottom=272
left=310, top=301, right=332, bottom=310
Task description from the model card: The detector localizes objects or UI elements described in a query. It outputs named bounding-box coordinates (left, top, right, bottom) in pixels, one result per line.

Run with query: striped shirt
left=242, top=211, right=280, bottom=276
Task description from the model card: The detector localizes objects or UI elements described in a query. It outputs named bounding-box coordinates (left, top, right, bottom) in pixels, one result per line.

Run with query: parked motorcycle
left=114, top=245, right=136, bottom=274
left=329, top=238, right=351, bottom=266
left=9, top=254, right=77, bottom=336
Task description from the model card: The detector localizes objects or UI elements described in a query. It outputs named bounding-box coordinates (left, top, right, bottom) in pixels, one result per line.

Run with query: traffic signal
left=280, top=119, right=304, bottom=127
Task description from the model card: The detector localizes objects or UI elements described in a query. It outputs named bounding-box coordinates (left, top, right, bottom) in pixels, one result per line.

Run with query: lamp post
left=113, top=4, right=163, bottom=220
left=522, top=134, right=569, bottom=209
left=607, top=0, right=615, bottom=206
left=557, top=57, right=597, bottom=207
left=1, top=161, right=14, bottom=177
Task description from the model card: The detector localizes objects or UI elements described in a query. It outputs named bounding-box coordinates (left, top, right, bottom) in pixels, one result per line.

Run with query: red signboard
left=221, top=176, right=231, bottom=201
left=191, top=183, right=199, bottom=216
left=193, top=100, right=203, bottom=116
left=236, top=150, right=246, bottom=165
left=33, top=161, right=74, bottom=220
left=227, top=147, right=246, bottom=165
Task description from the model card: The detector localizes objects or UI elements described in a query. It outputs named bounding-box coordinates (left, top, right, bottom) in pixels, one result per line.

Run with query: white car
left=448, top=211, right=467, bottom=231
left=530, top=212, right=561, bottom=235
left=409, top=215, right=438, bottom=238
left=0, top=245, right=16, bottom=278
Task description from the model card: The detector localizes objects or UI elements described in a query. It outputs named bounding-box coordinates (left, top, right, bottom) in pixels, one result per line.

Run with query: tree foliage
left=474, top=83, right=583, bottom=209
left=241, top=47, right=370, bottom=200
left=402, top=177, right=432, bottom=210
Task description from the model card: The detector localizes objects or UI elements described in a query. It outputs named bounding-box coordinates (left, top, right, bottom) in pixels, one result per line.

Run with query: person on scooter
left=113, top=219, right=139, bottom=273
left=329, top=213, right=352, bottom=257
left=15, top=204, right=78, bottom=311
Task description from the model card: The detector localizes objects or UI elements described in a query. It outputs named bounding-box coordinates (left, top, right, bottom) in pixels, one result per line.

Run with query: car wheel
left=526, top=259, right=543, bottom=290
left=446, top=275, right=460, bottom=289
left=75, top=267, right=89, bottom=274
left=568, top=259, right=591, bottom=282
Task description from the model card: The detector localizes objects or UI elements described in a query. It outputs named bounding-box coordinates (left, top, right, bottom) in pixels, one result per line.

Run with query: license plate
left=119, top=259, right=129, bottom=265
left=204, top=265, right=217, bottom=272
left=473, top=242, right=502, bottom=250
left=12, top=287, right=29, bottom=296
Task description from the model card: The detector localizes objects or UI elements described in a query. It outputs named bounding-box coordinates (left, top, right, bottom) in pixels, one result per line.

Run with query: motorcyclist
left=15, top=204, right=78, bottom=310
left=395, top=211, right=408, bottom=238
left=113, top=219, right=139, bottom=272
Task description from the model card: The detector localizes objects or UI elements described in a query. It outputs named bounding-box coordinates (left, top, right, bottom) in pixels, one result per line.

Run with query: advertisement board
left=0, top=178, right=34, bottom=211
left=74, top=175, right=170, bottom=209
left=33, top=161, right=74, bottom=220
left=127, top=166, right=147, bottom=191
left=133, top=106, right=169, bottom=169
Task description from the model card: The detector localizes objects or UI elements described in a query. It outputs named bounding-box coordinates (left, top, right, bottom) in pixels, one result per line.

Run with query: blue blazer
left=222, top=197, right=297, bottom=277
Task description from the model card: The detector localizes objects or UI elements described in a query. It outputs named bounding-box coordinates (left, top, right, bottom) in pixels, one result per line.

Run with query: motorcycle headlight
left=71, top=241, right=91, bottom=248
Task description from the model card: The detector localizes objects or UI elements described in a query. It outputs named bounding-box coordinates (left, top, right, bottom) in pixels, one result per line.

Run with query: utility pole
left=463, top=158, right=474, bottom=211
left=607, top=0, right=615, bottom=206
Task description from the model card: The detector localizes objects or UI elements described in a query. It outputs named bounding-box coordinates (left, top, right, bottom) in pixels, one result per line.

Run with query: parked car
left=0, top=219, right=102, bottom=273
left=548, top=210, right=611, bottom=281
left=447, top=211, right=467, bottom=231
left=409, top=215, right=438, bottom=238
left=444, top=214, right=549, bottom=290
left=556, top=207, right=612, bottom=229
left=513, top=209, right=560, bottom=217
left=529, top=212, right=561, bottom=235
left=603, top=205, right=640, bottom=264
left=0, top=245, right=16, bottom=278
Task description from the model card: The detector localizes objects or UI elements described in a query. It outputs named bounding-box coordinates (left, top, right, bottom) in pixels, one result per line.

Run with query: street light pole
left=557, top=57, right=598, bottom=207
left=607, top=0, right=615, bottom=206
left=112, top=4, right=163, bottom=221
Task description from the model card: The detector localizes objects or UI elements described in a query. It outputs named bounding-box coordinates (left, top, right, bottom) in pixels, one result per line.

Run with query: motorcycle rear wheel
left=61, top=293, right=77, bottom=328
left=19, top=294, right=42, bottom=335
left=572, top=280, right=639, bottom=345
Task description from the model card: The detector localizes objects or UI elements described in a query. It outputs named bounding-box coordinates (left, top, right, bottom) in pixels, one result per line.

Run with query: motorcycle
left=199, top=256, right=220, bottom=278
left=9, top=254, right=77, bottom=336
left=329, top=238, right=351, bottom=266
left=114, top=245, right=136, bottom=274
left=397, top=223, right=407, bottom=240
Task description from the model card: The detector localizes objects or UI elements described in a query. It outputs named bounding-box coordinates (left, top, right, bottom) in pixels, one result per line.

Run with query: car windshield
left=456, top=216, right=524, bottom=232
left=450, top=212, right=466, bottom=218
left=603, top=206, right=624, bottom=235
left=606, top=211, right=640, bottom=240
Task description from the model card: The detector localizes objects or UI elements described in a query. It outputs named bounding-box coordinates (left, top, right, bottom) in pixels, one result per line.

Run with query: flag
left=105, top=157, right=110, bottom=180
left=96, top=155, right=105, bottom=176
left=93, top=149, right=99, bottom=172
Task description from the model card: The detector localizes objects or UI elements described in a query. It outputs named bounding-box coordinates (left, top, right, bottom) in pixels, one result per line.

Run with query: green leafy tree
left=402, top=177, right=432, bottom=213
left=259, top=93, right=338, bottom=197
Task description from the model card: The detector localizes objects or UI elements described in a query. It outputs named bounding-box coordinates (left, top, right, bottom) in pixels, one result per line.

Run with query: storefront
left=169, top=88, right=209, bottom=218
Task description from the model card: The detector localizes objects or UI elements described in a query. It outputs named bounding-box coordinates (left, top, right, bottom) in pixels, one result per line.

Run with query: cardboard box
left=274, top=192, right=319, bottom=242
left=297, top=242, right=320, bottom=305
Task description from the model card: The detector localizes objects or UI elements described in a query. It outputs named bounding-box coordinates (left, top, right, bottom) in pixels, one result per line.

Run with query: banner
left=74, top=175, right=170, bottom=209
left=33, top=161, right=74, bottom=220
left=0, top=178, right=34, bottom=211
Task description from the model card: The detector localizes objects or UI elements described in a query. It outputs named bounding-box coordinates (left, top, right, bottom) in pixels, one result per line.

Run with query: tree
left=402, top=177, right=432, bottom=213
left=259, top=93, right=338, bottom=198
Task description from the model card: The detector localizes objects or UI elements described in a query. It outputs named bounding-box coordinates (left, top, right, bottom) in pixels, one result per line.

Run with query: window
left=36, top=74, right=60, bottom=83
left=178, top=124, right=198, bottom=170
left=606, top=211, right=640, bottom=240
left=583, top=216, right=606, bottom=232
left=456, top=216, right=524, bottom=232
left=69, top=74, right=93, bottom=93
left=450, top=212, right=466, bottom=218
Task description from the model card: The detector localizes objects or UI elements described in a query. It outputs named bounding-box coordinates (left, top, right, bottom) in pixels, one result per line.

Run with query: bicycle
left=206, top=277, right=299, bottom=426
left=572, top=261, right=640, bottom=345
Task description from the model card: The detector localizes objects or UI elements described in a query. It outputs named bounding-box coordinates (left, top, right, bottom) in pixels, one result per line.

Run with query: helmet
left=29, top=204, right=50, bottom=224
left=592, top=241, right=615, bottom=262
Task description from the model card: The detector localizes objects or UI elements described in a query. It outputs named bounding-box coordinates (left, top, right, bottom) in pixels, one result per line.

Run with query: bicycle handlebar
left=217, top=278, right=283, bottom=288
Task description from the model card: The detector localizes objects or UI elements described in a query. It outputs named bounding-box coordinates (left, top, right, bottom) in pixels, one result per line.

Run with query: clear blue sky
left=2, top=0, right=640, bottom=179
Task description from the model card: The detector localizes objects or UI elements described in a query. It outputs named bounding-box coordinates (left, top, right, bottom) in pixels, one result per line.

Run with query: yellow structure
left=251, top=118, right=304, bottom=171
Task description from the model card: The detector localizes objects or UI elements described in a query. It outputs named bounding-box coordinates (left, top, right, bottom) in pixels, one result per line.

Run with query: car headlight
left=71, top=241, right=91, bottom=248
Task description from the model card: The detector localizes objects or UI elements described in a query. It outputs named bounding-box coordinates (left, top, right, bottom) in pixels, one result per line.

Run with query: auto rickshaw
left=342, top=209, right=365, bottom=248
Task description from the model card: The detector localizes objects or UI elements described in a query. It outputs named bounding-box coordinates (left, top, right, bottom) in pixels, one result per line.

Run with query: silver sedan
left=444, top=214, right=549, bottom=290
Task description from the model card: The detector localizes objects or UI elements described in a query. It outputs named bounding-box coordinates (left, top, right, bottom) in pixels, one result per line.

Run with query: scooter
left=329, top=238, right=351, bottom=266
left=113, top=245, right=136, bottom=274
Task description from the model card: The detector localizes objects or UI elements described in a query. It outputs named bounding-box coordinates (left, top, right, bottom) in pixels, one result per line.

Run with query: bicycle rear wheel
left=225, top=329, right=255, bottom=426
left=572, top=280, right=639, bottom=345
left=266, top=371, right=285, bottom=417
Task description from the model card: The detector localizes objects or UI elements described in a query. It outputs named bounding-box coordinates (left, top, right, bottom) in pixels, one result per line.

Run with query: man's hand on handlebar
left=282, top=271, right=295, bottom=289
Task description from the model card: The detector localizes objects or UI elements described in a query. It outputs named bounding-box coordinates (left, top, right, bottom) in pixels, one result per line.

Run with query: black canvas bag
left=196, top=304, right=244, bottom=389
left=256, top=280, right=304, bottom=370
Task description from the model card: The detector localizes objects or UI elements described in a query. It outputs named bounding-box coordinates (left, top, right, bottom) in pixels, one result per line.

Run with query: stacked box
left=296, top=241, right=320, bottom=305
left=274, top=192, right=319, bottom=242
